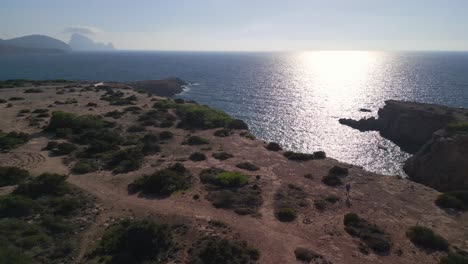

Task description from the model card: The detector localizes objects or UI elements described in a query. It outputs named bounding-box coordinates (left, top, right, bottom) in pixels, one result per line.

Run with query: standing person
left=346, top=182, right=351, bottom=197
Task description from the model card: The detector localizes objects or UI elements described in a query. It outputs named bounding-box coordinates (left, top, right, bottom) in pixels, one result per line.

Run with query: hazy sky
left=1, top=0, right=468, bottom=51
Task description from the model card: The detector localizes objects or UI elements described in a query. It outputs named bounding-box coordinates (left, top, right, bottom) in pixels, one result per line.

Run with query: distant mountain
left=0, top=35, right=71, bottom=54
left=69, top=33, right=115, bottom=51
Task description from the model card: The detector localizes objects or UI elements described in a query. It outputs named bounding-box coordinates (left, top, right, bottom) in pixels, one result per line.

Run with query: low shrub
left=446, top=122, right=468, bottom=134
left=128, top=164, right=191, bottom=197
left=294, top=247, right=323, bottom=263
left=265, top=142, right=282, bottom=151
left=32, top=109, right=49, bottom=114
left=52, top=142, right=78, bottom=155
left=190, top=152, right=207, bottom=162
left=96, top=219, right=174, bottom=263
left=14, top=173, right=69, bottom=198
left=201, top=170, right=249, bottom=188
left=106, top=147, right=144, bottom=174
left=177, top=104, right=233, bottom=129
left=0, top=195, right=36, bottom=217
left=104, top=110, right=125, bottom=119
left=276, top=207, right=297, bottom=222
left=227, top=119, right=249, bottom=130
left=436, top=191, right=468, bottom=211
left=440, top=251, right=468, bottom=264
left=273, top=184, right=308, bottom=222
left=322, top=174, right=343, bottom=186
left=314, top=200, right=327, bottom=211
left=283, top=151, right=314, bottom=161
left=0, top=131, right=30, bottom=150
left=9, top=97, right=25, bottom=101
left=0, top=166, right=30, bottom=187
left=325, top=195, right=340, bottom=204
left=190, top=236, right=259, bottom=264
left=406, top=226, right=449, bottom=251
left=86, top=102, right=97, bottom=107
left=212, top=152, right=233, bottom=160
left=127, top=125, right=146, bottom=132
left=236, top=162, right=259, bottom=171
left=185, top=136, right=209, bottom=145
left=313, top=151, right=326, bottom=159
left=72, top=160, right=98, bottom=174
left=214, top=129, right=231, bottom=137
left=329, top=166, right=349, bottom=176
left=24, top=88, right=43, bottom=93
left=344, top=213, right=392, bottom=254
left=159, top=131, right=174, bottom=140
left=19, top=109, right=31, bottom=114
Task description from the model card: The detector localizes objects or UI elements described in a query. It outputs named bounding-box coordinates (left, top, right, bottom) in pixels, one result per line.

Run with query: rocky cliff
left=340, top=100, right=468, bottom=191
left=404, top=130, right=468, bottom=191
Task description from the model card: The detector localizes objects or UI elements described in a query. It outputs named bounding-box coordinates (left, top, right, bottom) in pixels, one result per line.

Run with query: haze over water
left=1, top=51, right=468, bottom=175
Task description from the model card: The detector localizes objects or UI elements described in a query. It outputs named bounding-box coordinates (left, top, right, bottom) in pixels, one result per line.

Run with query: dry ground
left=0, top=83, right=467, bottom=264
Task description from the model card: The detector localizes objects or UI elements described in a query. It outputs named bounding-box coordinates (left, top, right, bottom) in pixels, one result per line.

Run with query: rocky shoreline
left=340, top=100, right=468, bottom=192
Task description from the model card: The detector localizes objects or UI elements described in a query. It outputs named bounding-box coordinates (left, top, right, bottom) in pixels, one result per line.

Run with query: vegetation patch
left=48, top=142, right=78, bottom=155
left=265, top=142, right=282, bottom=151
left=176, top=103, right=233, bottom=129
left=273, top=184, right=308, bottom=222
left=446, top=122, right=468, bottom=134
left=440, top=251, right=468, bottom=264
left=24, top=88, right=44, bottom=93
left=0, top=131, right=30, bottom=150
left=94, top=219, right=174, bottom=264
left=212, top=152, right=233, bottom=160
left=406, top=226, right=449, bottom=251
left=190, top=152, right=207, bottom=161
left=190, top=236, right=259, bottom=264
left=283, top=151, right=314, bottom=161
left=343, top=213, right=392, bottom=255
left=214, top=129, right=232, bottom=137
left=435, top=191, right=468, bottom=211
left=200, top=168, right=261, bottom=215
left=185, top=135, right=210, bottom=145
left=159, top=131, right=174, bottom=140
left=236, top=162, right=260, bottom=171
left=9, top=97, right=25, bottom=101
left=0, top=166, right=30, bottom=187
left=0, top=169, right=90, bottom=263
left=128, top=163, right=191, bottom=197
left=294, top=247, right=325, bottom=263
left=72, top=160, right=99, bottom=174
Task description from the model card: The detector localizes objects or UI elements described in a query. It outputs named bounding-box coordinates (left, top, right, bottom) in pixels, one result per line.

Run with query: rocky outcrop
left=340, top=100, right=468, bottom=191
left=340, top=100, right=461, bottom=153
left=0, top=35, right=71, bottom=54
left=404, top=131, right=468, bottom=191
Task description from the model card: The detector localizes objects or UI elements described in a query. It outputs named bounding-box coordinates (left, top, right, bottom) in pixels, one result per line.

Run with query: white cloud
left=63, top=26, right=102, bottom=35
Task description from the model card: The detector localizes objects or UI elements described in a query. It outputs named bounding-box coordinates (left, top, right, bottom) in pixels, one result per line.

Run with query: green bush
left=177, top=104, right=233, bottom=129
left=72, top=160, right=98, bottom=174
left=0, top=245, right=32, bottom=264
left=19, top=109, right=31, bottom=114
left=32, top=109, right=49, bottom=114
left=276, top=207, right=297, bottom=222
left=190, top=236, right=259, bottom=264
left=214, top=129, right=231, bottom=137
left=201, top=171, right=249, bottom=188
left=0, top=195, right=36, bottom=218
left=344, top=213, right=392, bottom=254
left=106, top=147, right=144, bottom=174
left=186, top=136, right=209, bottom=145
left=128, top=165, right=191, bottom=196
left=406, top=226, right=449, bottom=251
left=322, top=174, right=343, bottom=186
left=52, top=142, right=78, bottom=155
left=0, top=132, right=30, bottom=150
left=14, top=173, right=68, bottom=198
left=46, top=111, right=109, bottom=134
left=236, top=162, right=259, bottom=171
left=446, top=122, right=468, bottom=134
left=436, top=193, right=465, bottom=210
left=294, top=247, right=322, bottom=262
left=212, top=152, right=233, bottom=160
left=313, top=151, right=326, bottom=159
left=314, top=200, right=327, bottom=211
left=96, top=219, right=173, bottom=263
left=24, top=88, right=43, bottom=93
left=0, top=166, right=30, bottom=187
left=153, top=99, right=178, bottom=109
left=127, top=125, right=146, bottom=132
left=283, top=151, right=314, bottom=161
left=226, top=119, right=249, bottom=130
left=325, top=195, right=340, bottom=204
left=9, top=97, right=25, bottom=101
left=104, top=110, right=125, bottom=119
left=159, top=131, right=174, bottom=140
left=190, top=152, right=207, bottom=162
left=329, top=166, right=349, bottom=176
left=265, top=142, right=282, bottom=151
left=440, top=252, right=468, bottom=264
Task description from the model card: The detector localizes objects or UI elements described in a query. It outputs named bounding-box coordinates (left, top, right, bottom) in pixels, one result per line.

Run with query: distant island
left=0, top=34, right=115, bottom=54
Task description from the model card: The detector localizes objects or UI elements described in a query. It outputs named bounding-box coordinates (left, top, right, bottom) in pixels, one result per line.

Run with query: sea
left=1, top=51, right=468, bottom=176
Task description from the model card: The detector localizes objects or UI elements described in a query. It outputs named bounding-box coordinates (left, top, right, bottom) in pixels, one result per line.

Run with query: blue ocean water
left=1, top=51, right=468, bottom=175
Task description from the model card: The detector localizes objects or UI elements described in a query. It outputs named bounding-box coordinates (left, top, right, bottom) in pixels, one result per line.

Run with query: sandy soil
left=0, top=83, right=466, bottom=264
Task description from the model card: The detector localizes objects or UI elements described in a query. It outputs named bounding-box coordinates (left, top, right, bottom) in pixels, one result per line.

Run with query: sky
left=1, top=0, right=468, bottom=51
